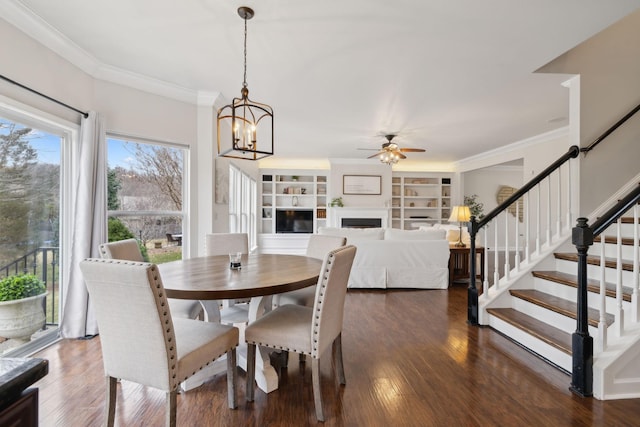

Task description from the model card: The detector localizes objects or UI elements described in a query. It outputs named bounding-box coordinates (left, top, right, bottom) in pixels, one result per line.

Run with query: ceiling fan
left=362, top=134, right=426, bottom=164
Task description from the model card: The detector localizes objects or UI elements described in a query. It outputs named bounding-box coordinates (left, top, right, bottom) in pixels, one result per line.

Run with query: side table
left=449, top=245, right=484, bottom=286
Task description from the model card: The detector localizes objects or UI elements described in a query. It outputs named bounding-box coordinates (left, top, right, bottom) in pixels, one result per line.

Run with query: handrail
left=474, top=145, right=580, bottom=229
left=590, top=184, right=640, bottom=237
left=467, top=145, right=580, bottom=325
left=581, top=102, right=640, bottom=154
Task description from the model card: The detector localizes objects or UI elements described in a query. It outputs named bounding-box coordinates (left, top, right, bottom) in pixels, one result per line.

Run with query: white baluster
left=494, top=219, right=499, bottom=289
left=483, top=229, right=489, bottom=294
left=556, top=170, right=562, bottom=237
left=598, top=230, right=607, bottom=352
left=536, top=184, right=541, bottom=255
left=566, top=163, right=572, bottom=232
left=546, top=178, right=552, bottom=246
left=525, top=192, right=530, bottom=263
left=504, top=212, right=510, bottom=281
left=616, top=218, right=625, bottom=337
left=633, top=204, right=639, bottom=323
left=515, top=198, right=520, bottom=272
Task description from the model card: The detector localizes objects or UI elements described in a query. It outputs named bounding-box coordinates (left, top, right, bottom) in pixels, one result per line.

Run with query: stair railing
left=468, top=145, right=580, bottom=325
left=570, top=185, right=640, bottom=397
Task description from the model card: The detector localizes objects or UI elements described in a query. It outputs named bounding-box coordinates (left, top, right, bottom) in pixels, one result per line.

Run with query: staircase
left=480, top=202, right=640, bottom=399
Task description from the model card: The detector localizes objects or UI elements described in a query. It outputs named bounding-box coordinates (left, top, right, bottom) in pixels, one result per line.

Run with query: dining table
left=158, top=253, right=322, bottom=393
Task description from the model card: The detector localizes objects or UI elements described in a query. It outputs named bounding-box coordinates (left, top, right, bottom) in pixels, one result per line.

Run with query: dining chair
left=274, top=234, right=347, bottom=308
left=99, top=239, right=206, bottom=321
left=79, top=258, right=239, bottom=427
left=205, top=233, right=250, bottom=325
left=245, top=245, right=357, bottom=422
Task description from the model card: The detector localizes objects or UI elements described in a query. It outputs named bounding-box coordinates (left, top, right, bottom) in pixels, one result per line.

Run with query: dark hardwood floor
left=33, top=285, right=640, bottom=426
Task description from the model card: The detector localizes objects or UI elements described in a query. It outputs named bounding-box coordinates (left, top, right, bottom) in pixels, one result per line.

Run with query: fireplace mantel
left=329, top=207, right=391, bottom=228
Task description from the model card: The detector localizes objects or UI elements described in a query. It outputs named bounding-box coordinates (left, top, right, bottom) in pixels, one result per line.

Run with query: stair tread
left=510, top=289, right=613, bottom=327
left=554, top=252, right=635, bottom=272
left=532, top=270, right=632, bottom=302
left=487, top=307, right=572, bottom=355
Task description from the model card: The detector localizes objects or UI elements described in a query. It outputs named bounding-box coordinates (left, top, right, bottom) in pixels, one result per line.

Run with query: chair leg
left=227, top=348, right=237, bottom=409
left=105, top=375, right=117, bottom=427
left=166, top=390, right=177, bottom=427
left=311, top=358, right=324, bottom=422
left=334, top=333, right=346, bottom=385
left=246, top=343, right=256, bottom=402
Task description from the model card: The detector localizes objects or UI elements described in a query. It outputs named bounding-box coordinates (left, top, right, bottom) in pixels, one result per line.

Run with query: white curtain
left=59, top=111, right=107, bottom=338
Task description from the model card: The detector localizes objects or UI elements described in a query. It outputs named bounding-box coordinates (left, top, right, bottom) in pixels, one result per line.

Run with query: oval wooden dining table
left=158, top=253, right=323, bottom=394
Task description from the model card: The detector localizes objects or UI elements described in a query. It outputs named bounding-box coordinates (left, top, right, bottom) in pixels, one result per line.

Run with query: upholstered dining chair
left=99, top=239, right=206, bottom=321
left=245, top=245, right=357, bottom=422
left=205, top=233, right=250, bottom=325
left=79, top=258, right=239, bottom=427
left=274, top=234, right=347, bottom=308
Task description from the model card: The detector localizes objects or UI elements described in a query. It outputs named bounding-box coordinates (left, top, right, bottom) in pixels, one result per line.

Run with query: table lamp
left=448, top=205, right=471, bottom=247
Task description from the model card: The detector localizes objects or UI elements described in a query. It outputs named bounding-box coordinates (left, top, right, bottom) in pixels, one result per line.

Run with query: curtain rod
left=0, top=74, right=89, bottom=118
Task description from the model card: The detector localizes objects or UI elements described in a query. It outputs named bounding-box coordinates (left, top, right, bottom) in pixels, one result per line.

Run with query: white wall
left=463, top=163, right=524, bottom=250
left=0, top=18, right=214, bottom=258
left=328, top=160, right=392, bottom=207
left=538, top=9, right=640, bottom=214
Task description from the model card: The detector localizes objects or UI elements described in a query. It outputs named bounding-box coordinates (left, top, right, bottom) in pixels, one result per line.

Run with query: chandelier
left=217, top=6, right=274, bottom=160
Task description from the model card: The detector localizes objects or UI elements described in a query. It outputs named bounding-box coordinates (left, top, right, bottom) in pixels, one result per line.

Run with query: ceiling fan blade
left=399, top=148, right=426, bottom=153
left=367, top=151, right=385, bottom=159
left=397, top=152, right=407, bottom=159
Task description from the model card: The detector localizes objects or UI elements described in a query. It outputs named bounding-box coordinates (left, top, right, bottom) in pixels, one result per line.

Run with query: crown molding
left=454, top=126, right=569, bottom=170
left=2, top=0, right=201, bottom=104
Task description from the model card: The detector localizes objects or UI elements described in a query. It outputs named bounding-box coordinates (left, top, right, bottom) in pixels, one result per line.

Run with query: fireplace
left=341, top=218, right=382, bottom=228
left=329, top=207, right=391, bottom=228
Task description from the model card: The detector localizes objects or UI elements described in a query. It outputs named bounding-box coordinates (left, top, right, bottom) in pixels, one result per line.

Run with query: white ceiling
left=7, top=0, right=640, bottom=164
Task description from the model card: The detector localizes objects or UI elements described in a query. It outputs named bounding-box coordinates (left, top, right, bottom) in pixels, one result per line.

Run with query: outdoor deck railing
left=0, top=247, right=60, bottom=326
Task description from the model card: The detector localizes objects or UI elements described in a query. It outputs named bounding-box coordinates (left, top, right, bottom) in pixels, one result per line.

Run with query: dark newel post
left=468, top=216, right=479, bottom=325
left=570, top=217, right=594, bottom=397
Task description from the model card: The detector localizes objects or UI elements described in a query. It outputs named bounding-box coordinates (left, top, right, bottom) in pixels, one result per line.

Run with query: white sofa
left=317, top=227, right=450, bottom=289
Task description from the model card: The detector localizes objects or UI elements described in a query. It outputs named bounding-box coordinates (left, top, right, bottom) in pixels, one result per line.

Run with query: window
left=0, top=103, right=75, bottom=356
left=229, top=164, right=257, bottom=250
left=107, top=135, right=188, bottom=263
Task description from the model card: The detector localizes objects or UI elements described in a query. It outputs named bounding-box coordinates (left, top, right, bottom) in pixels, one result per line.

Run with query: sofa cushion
left=384, top=228, right=446, bottom=240
left=317, top=227, right=384, bottom=245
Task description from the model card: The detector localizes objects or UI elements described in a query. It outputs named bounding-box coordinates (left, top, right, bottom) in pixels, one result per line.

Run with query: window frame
left=106, top=132, right=190, bottom=257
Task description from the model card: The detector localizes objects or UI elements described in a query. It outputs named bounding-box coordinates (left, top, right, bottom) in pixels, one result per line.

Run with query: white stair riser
left=593, top=241, right=638, bottom=260
left=511, top=296, right=599, bottom=336
left=532, top=277, right=632, bottom=315
left=555, top=258, right=637, bottom=284
left=488, top=314, right=572, bottom=372
left=601, top=222, right=638, bottom=237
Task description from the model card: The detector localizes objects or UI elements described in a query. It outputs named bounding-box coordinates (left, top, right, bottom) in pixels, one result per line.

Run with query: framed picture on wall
left=343, top=175, right=382, bottom=195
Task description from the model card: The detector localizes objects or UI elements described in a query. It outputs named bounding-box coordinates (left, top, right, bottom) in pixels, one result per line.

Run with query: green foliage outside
left=0, top=273, right=46, bottom=301
left=149, top=251, right=182, bottom=264
left=107, top=217, right=149, bottom=261
left=107, top=168, right=121, bottom=210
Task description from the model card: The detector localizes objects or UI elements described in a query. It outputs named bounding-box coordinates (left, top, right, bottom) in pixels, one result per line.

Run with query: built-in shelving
left=260, top=171, right=328, bottom=234
left=391, top=173, right=453, bottom=229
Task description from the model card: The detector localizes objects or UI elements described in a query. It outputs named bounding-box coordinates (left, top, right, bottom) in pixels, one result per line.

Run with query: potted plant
left=330, top=197, right=344, bottom=207
left=0, top=274, right=48, bottom=342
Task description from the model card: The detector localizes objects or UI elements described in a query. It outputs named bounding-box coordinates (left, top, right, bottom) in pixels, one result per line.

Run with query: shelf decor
left=343, top=175, right=381, bottom=195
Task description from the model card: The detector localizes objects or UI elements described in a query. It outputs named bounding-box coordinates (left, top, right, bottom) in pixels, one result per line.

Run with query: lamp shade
left=448, top=205, right=471, bottom=223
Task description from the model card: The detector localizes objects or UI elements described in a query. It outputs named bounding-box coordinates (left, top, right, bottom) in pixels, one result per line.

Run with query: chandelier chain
left=243, top=16, right=248, bottom=88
